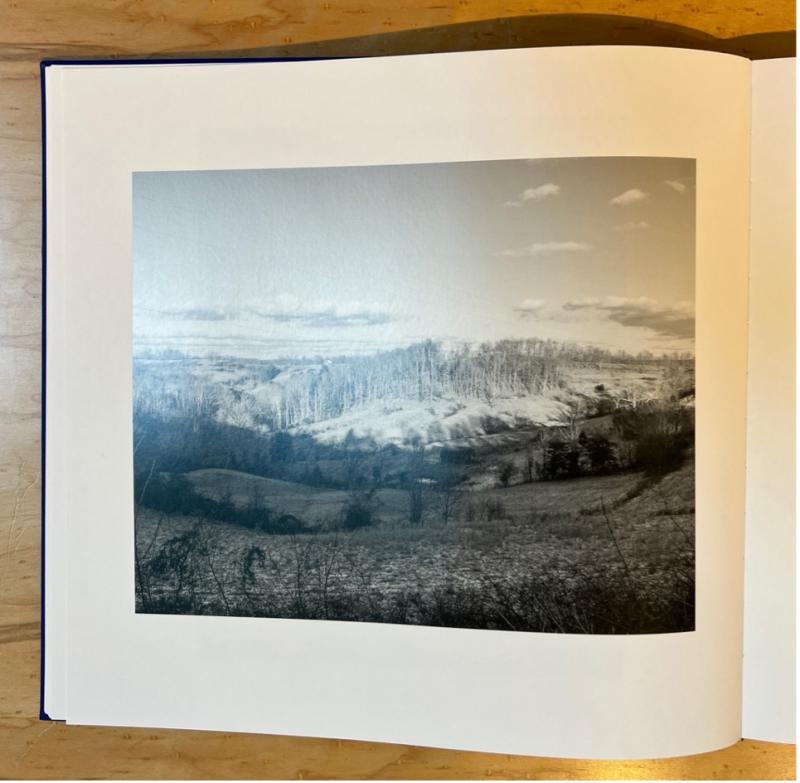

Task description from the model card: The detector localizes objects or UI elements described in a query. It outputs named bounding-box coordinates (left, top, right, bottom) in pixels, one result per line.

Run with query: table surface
left=0, top=1, right=795, bottom=778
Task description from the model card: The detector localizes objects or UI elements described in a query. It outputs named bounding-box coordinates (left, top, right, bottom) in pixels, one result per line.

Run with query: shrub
left=497, top=460, right=515, bottom=487
left=485, top=497, right=507, bottom=521
left=613, top=402, right=693, bottom=477
left=341, top=495, right=374, bottom=529
left=540, top=440, right=581, bottom=480
left=463, top=497, right=507, bottom=522
left=136, top=470, right=305, bottom=534
left=271, top=514, right=305, bottom=534
left=635, top=433, right=686, bottom=477
left=583, top=435, right=618, bottom=475
left=270, top=431, right=294, bottom=462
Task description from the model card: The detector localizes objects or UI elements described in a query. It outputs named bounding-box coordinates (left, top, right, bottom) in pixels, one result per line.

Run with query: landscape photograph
left=132, top=156, right=696, bottom=634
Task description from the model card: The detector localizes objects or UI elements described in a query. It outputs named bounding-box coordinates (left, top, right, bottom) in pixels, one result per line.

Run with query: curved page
left=44, top=46, right=750, bottom=758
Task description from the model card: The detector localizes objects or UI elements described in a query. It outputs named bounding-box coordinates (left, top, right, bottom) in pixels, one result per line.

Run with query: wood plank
left=0, top=2, right=795, bottom=778
left=0, top=1, right=794, bottom=57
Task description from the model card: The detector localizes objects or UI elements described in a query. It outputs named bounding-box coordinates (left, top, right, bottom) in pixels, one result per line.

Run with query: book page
left=44, top=47, right=751, bottom=758
left=742, top=57, right=796, bottom=744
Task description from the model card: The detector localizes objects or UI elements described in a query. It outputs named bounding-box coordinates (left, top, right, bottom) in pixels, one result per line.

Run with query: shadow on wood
left=33, top=14, right=796, bottom=62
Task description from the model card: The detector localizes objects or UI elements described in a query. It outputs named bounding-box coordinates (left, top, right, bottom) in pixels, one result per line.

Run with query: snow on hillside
left=134, top=351, right=689, bottom=449
left=248, top=364, right=329, bottom=406
left=300, top=394, right=570, bottom=447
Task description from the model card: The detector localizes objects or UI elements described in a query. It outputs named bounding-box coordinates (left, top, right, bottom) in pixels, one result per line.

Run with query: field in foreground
left=135, top=460, right=694, bottom=634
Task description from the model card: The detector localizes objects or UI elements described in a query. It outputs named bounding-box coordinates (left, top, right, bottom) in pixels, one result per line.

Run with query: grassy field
left=135, top=459, right=694, bottom=634
left=187, top=469, right=411, bottom=526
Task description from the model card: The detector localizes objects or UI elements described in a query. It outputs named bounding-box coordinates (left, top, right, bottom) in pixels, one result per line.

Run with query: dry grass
left=135, top=460, right=694, bottom=634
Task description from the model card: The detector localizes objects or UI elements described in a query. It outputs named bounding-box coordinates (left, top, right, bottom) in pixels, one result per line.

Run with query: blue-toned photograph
left=132, top=156, right=696, bottom=634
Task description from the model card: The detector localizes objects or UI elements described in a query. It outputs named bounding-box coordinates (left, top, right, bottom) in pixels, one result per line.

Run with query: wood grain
left=0, top=2, right=795, bottom=778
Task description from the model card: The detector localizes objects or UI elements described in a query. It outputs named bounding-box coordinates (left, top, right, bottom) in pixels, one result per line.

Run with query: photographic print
left=133, top=157, right=695, bottom=634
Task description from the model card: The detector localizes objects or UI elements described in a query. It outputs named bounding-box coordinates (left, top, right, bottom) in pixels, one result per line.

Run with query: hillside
left=188, top=468, right=409, bottom=526
left=134, top=343, right=693, bottom=449
left=136, top=456, right=695, bottom=633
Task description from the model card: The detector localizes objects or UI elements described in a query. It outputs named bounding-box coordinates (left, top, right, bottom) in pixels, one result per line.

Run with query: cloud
left=522, top=183, right=560, bottom=201
left=563, top=297, right=600, bottom=309
left=246, top=296, right=397, bottom=328
left=504, top=182, right=560, bottom=207
left=156, top=296, right=398, bottom=328
left=499, top=241, right=590, bottom=257
left=513, top=298, right=546, bottom=314
left=664, top=180, right=687, bottom=193
left=613, top=221, right=650, bottom=232
left=609, top=188, right=648, bottom=206
left=157, top=307, right=230, bottom=321
left=562, top=296, right=694, bottom=339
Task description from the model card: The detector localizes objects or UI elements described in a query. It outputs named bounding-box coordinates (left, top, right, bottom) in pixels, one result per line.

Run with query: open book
left=41, top=47, right=795, bottom=759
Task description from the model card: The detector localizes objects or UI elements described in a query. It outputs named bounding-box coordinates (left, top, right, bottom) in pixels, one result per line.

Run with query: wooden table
left=0, top=2, right=795, bottom=778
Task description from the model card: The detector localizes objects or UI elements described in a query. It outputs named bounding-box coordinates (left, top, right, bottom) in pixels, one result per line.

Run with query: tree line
left=134, top=338, right=692, bottom=434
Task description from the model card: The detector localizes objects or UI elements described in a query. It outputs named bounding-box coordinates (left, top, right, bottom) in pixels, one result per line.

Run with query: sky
left=133, top=157, right=695, bottom=359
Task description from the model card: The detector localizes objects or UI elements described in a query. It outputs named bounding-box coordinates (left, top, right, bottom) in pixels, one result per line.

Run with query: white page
left=44, top=47, right=752, bottom=758
left=742, top=57, right=796, bottom=744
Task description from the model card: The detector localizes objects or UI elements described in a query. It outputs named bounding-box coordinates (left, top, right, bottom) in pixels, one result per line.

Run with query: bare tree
left=405, top=439, right=428, bottom=525
left=524, top=442, right=537, bottom=483
left=435, top=466, right=463, bottom=525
